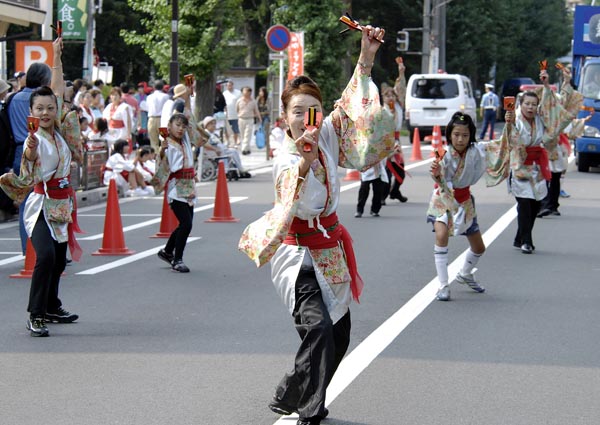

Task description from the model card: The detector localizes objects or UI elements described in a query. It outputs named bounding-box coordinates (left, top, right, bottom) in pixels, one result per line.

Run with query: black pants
left=28, top=214, right=67, bottom=317
left=514, top=197, right=541, bottom=247
left=357, top=178, right=384, bottom=214
left=165, top=200, right=194, bottom=261
left=541, top=171, right=561, bottom=212
left=274, top=269, right=351, bottom=420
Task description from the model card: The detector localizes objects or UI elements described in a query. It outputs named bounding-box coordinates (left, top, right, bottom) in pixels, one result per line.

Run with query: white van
left=405, top=73, right=477, bottom=141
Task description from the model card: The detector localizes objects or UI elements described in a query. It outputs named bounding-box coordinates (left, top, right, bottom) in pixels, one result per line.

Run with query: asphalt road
left=1, top=140, right=599, bottom=425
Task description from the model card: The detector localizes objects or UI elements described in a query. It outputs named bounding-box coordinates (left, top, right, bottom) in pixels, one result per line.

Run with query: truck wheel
left=577, top=152, right=590, bottom=172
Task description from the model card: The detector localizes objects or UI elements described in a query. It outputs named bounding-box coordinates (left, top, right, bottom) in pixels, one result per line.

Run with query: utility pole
left=421, top=0, right=431, bottom=73
left=170, top=0, right=179, bottom=86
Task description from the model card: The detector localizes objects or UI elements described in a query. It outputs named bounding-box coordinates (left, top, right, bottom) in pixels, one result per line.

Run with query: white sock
left=461, top=249, right=482, bottom=276
left=434, top=245, right=449, bottom=288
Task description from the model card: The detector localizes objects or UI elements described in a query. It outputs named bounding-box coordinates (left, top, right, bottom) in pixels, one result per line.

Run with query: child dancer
left=154, top=113, right=199, bottom=273
left=428, top=112, right=510, bottom=301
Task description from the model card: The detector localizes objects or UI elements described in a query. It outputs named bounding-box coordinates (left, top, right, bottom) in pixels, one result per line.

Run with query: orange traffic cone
left=150, top=189, right=178, bottom=238
left=430, top=125, right=441, bottom=158
left=92, top=179, right=135, bottom=255
left=10, top=238, right=36, bottom=279
left=343, top=169, right=360, bottom=181
left=410, top=128, right=423, bottom=161
left=205, top=160, right=239, bottom=223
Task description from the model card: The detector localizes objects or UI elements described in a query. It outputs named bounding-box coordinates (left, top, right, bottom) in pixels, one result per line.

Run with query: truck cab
left=574, top=59, right=600, bottom=172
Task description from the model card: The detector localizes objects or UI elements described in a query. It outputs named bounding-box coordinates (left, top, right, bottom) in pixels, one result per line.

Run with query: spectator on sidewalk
left=103, top=139, right=152, bottom=196
left=223, top=80, right=241, bottom=147
left=236, top=86, right=261, bottom=155
left=102, top=87, right=132, bottom=152
left=201, top=115, right=250, bottom=178
left=146, top=80, right=169, bottom=151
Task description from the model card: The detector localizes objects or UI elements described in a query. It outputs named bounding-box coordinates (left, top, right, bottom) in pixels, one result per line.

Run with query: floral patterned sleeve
left=539, top=85, right=583, bottom=143
left=394, top=72, right=407, bottom=108
left=484, top=124, right=512, bottom=187
left=330, top=65, right=395, bottom=171
left=238, top=164, right=308, bottom=267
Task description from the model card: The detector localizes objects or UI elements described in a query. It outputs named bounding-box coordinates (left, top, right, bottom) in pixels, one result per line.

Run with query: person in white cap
left=201, top=115, right=250, bottom=178
left=479, top=83, right=499, bottom=140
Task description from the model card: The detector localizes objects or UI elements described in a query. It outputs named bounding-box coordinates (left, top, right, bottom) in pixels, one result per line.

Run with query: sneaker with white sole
left=46, top=307, right=79, bottom=323
left=456, top=272, right=485, bottom=293
left=436, top=285, right=451, bottom=301
left=133, top=187, right=146, bottom=197
left=27, top=316, right=49, bottom=337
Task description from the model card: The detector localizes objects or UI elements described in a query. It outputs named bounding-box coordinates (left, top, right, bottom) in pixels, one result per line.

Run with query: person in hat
left=14, top=71, right=26, bottom=91
left=200, top=115, right=250, bottom=178
left=479, top=83, right=499, bottom=140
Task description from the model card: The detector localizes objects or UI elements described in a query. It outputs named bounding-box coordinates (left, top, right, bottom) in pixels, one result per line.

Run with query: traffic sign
left=266, top=25, right=291, bottom=52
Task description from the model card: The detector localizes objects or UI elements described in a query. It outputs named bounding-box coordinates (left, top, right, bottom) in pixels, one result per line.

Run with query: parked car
left=497, top=77, right=535, bottom=120
left=404, top=73, right=477, bottom=143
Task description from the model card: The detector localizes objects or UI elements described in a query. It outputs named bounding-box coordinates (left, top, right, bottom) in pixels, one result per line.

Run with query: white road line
left=79, top=196, right=247, bottom=241
left=76, top=237, right=202, bottom=275
left=0, top=238, right=20, bottom=240
left=0, top=254, right=24, bottom=266
left=0, top=251, right=21, bottom=255
left=0, top=197, right=248, bottom=264
left=273, top=204, right=518, bottom=424
left=340, top=158, right=434, bottom=192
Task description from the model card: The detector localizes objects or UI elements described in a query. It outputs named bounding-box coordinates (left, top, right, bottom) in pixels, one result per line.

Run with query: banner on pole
left=287, top=32, right=304, bottom=81
left=57, top=0, right=88, bottom=41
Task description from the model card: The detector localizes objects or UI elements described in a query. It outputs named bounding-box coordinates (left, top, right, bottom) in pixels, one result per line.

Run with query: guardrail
left=71, top=140, right=109, bottom=191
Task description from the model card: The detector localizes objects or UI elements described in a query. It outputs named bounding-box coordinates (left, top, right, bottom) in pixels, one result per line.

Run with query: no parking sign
left=265, top=25, right=291, bottom=52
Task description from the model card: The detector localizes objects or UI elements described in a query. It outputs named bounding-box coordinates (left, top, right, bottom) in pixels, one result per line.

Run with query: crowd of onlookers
left=0, top=68, right=291, bottom=221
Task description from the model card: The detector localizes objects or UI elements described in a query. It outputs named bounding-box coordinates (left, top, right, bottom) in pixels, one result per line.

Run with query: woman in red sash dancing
left=0, top=36, right=83, bottom=336
left=238, top=25, right=394, bottom=425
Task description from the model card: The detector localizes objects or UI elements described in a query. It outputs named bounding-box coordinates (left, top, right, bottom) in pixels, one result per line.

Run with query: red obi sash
left=33, top=176, right=83, bottom=261
left=559, top=133, right=571, bottom=156
left=386, top=153, right=406, bottom=184
left=103, top=166, right=129, bottom=180
left=283, top=212, right=363, bottom=303
left=453, top=186, right=471, bottom=204
left=169, top=167, right=196, bottom=180
left=524, top=146, right=551, bottom=181
left=109, top=119, right=125, bottom=129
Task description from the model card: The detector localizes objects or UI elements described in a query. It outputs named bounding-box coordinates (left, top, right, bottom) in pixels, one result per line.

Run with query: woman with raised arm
left=239, top=26, right=394, bottom=425
left=0, top=36, right=83, bottom=337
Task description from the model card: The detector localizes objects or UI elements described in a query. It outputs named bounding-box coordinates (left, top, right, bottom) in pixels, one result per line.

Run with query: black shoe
left=551, top=210, right=561, bottom=216
left=370, top=211, right=380, bottom=217
left=297, top=416, right=324, bottom=425
left=354, top=212, right=362, bottom=218
left=46, top=307, right=78, bottom=323
left=521, top=243, right=533, bottom=254
left=398, top=193, right=408, bottom=203
left=537, top=208, right=552, bottom=218
left=240, top=171, right=251, bottom=178
left=27, top=317, right=49, bottom=337
left=157, top=249, right=174, bottom=265
left=513, top=240, right=521, bottom=249
left=269, top=398, right=297, bottom=415
left=171, top=260, right=190, bottom=273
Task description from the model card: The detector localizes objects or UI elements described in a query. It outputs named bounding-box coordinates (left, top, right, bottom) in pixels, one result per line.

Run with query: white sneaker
left=133, top=187, right=146, bottom=197
left=143, top=186, right=155, bottom=196
left=456, top=272, right=485, bottom=293
left=436, top=285, right=451, bottom=301
left=125, top=189, right=135, bottom=197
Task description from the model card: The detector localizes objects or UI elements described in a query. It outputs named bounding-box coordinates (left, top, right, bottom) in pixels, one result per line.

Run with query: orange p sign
left=15, top=41, right=54, bottom=73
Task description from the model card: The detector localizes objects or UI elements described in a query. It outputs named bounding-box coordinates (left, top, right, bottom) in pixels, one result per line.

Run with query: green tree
left=272, top=0, right=349, bottom=111
left=122, top=0, right=243, bottom=118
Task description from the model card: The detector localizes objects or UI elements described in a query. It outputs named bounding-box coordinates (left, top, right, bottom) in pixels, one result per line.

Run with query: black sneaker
left=171, top=260, right=190, bottom=273
left=27, top=317, right=49, bottom=337
left=46, top=307, right=78, bottom=323
left=157, top=249, right=174, bottom=265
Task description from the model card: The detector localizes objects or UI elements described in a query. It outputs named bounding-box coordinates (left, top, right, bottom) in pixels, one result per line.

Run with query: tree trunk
left=195, top=75, right=216, bottom=121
